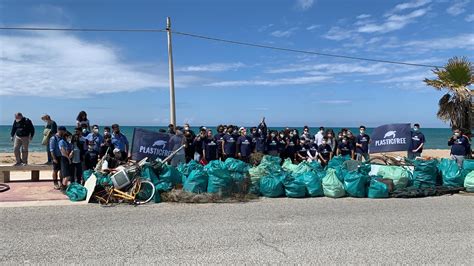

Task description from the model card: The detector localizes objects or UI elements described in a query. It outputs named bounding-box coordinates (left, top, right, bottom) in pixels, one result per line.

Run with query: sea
left=0, top=125, right=452, bottom=153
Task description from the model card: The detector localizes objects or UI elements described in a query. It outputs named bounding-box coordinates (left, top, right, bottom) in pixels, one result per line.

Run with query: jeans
left=46, top=145, right=52, bottom=163
left=356, top=153, right=370, bottom=162
left=407, top=151, right=421, bottom=160
left=451, top=155, right=465, bottom=168
left=13, top=136, right=29, bottom=164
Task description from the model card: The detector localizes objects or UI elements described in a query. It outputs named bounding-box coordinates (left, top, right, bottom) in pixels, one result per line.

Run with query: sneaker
left=53, top=181, right=61, bottom=190
left=12, top=162, right=22, bottom=166
left=21, top=163, right=28, bottom=166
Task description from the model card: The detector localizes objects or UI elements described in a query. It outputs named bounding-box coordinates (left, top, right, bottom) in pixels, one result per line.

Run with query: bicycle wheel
left=134, top=180, right=155, bottom=205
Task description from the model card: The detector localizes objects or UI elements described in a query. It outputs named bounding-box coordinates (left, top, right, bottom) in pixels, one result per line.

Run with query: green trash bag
left=282, top=158, right=298, bottom=173
left=343, top=171, right=368, bottom=198
left=464, top=171, right=474, bottom=192
left=412, top=159, right=438, bottom=188
left=376, top=165, right=411, bottom=189
left=177, top=160, right=203, bottom=176
left=159, top=164, right=184, bottom=186
left=368, top=178, right=389, bottom=198
left=83, top=169, right=93, bottom=182
left=462, top=159, right=474, bottom=171
left=308, top=161, right=323, bottom=171
left=141, top=163, right=160, bottom=185
left=293, top=161, right=315, bottom=176
left=249, top=155, right=283, bottom=185
left=224, top=158, right=250, bottom=173
left=438, top=158, right=464, bottom=187
left=95, top=172, right=113, bottom=186
left=296, top=171, right=324, bottom=197
left=283, top=177, right=307, bottom=198
left=327, top=156, right=349, bottom=183
left=183, top=169, right=208, bottom=194
left=205, top=160, right=233, bottom=195
left=259, top=175, right=285, bottom=198
left=322, top=168, right=346, bottom=198
left=66, top=183, right=87, bottom=201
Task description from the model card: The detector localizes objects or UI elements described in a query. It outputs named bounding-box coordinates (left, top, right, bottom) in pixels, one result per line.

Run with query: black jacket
left=11, top=118, right=35, bottom=138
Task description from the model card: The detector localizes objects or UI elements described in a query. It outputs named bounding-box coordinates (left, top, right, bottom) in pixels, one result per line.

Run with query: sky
left=0, top=0, right=473, bottom=128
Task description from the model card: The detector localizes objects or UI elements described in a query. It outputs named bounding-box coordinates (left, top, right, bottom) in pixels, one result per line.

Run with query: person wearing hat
left=41, top=114, right=57, bottom=164
left=237, top=127, right=252, bottom=163
left=49, top=126, right=66, bottom=189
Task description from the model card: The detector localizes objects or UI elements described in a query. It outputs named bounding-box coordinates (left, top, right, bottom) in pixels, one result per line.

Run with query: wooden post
left=0, top=171, right=10, bottom=183
left=31, top=170, right=40, bottom=182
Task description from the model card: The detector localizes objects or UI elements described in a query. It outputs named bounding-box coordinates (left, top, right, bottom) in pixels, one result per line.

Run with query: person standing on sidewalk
left=10, top=113, right=35, bottom=166
left=41, top=114, right=57, bottom=164
left=49, top=126, right=66, bottom=189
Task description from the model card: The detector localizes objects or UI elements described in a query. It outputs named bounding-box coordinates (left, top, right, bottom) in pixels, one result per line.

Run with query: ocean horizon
left=0, top=125, right=453, bottom=152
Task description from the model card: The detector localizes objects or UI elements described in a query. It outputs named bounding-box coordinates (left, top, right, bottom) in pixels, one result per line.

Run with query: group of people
left=11, top=111, right=129, bottom=190
left=9, top=111, right=473, bottom=190
left=177, top=119, right=374, bottom=167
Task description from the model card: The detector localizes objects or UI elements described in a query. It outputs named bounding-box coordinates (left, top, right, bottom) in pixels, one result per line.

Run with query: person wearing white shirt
left=314, top=127, right=325, bottom=146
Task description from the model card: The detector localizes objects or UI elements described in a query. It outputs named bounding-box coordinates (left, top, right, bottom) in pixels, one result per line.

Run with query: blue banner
left=131, top=128, right=173, bottom=161
left=369, top=123, right=411, bottom=153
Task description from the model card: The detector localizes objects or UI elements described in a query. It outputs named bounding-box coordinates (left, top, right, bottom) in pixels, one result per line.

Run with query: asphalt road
left=1, top=195, right=473, bottom=264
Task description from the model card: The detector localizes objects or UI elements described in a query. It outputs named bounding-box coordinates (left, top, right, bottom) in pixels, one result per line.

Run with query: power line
left=0, top=26, right=443, bottom=68
left=172, top=31, right=442, bottom=68
left=0, top=26, right=166, bottom=33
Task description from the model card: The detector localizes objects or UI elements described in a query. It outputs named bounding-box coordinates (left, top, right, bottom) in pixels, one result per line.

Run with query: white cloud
left=357, top=8, right=429, bottom=33
left=0, top=30, right=200, bottom=98
left=402, top=33, right=474, bottom=50
left=178, top=62, right=245, bottom=72
left=296, top=0, right=315, bottom=10
left=319, top=100, right=351, bottom=104
left=266, top=62, right=392, bottom=76
left=270, top=27, right=299, bottom=37
left=447, top=0, right=470, bottom=16
left=322, top=26, right=353, bottom=40
left=389, top=0, right=431, bottom=13
left=306, top=24, right=321, bottom=30
left=258, top=23, right=274, bottom=32
left=356, top=14, right=371, bottom=19
left=466, top=14, right=474, bottom=21
left=205, top=75, right=330, bottom=87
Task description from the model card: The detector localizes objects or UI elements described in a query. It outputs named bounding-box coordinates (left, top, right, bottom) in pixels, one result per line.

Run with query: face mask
left=342, top=140, right=347, bottom=144
left=280, top=134, right=284, bottom=138
left=360, top=130, right=365, bottom=134
left=88, top=146, right=94, bottom=151
left=271, top=133, right=276, bottom=137
left=413, top=127, right=419, bottom=131
left=104, top=131, right=110, bottom=136
left=82, top=128, right=87, bottom=133
left=322, top=141, right=327, bottom=145
left=289, top=133, right=294, bottom=137
left=184, top=127, right=190, bottom=131
left=15, top=119, right=21, bottom=122
left=454, top=132, right=460, bottom=137
left=93, top=129, right=99, bottom=134
left=67, top=137, right=72, bottom=142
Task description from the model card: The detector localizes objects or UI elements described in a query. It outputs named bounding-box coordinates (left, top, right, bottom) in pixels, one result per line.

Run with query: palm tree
left=424, top=56, right=473, bottom=132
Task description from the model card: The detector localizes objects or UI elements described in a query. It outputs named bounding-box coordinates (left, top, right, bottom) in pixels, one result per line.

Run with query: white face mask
left=104, top=132, right=110, bottom=136
left=322, top=141, right=327, bottom=145
left=360, top=130, right=365, bottom=134
left=271, top=133, right=276, bottom=137
left=184, top=127, right=190, bottom=131
left=342, top=140, right=347, bottom=143
left=82, top=128, right=87, bottom=133
left=280, top=134, right=284, bottom=138
left=93, top=129, right=99, bottom=134
left=454, top=132, right=460, bottom=137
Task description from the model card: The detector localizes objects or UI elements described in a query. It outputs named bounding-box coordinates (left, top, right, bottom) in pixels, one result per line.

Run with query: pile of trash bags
left=67, top=155, right=474, bottom=202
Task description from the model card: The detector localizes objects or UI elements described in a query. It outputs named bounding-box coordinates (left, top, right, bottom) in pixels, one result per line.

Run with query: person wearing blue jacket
left=448, top=129, right=470, bottom=168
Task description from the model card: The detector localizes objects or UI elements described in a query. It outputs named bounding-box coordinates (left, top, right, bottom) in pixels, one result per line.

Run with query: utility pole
left=166, top=17, right=176, bottom=127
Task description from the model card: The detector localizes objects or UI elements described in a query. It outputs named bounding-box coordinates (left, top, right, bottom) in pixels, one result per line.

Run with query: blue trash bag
left=322, top=168, right=346, bottom=198
left=183, top=169, right=208, bottom=194
left=308, top=161, right=323, bottom=171
left=259, top=175, right=285, bottom=198
left=283, top=177, right=307, bottom=198
left=438, top=158, right=464, bottom=187
left=412, top=159, right=438, bottom=188
left=343, top=171, right=368, bottom=198
left=368, top=179, right=389, bottom=198
left=66, top=183, right=87, bottom=201
left=296, top=171, right=324, bottom=197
